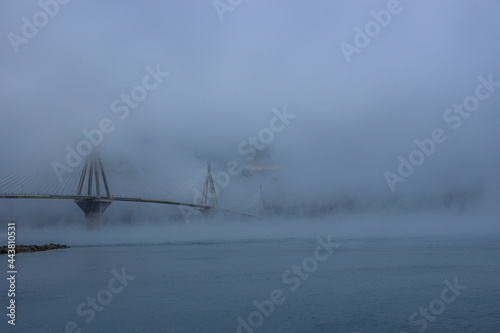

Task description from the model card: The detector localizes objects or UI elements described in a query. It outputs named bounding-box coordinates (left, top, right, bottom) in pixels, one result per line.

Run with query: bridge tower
left=256, top=185, right=267, bottom=218
left=74, top=152, right=113, bottom=230
left=201, top=161, right=218, bottom=207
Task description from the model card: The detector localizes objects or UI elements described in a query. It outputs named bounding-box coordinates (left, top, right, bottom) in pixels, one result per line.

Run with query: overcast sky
left=1, top=0, right=500, bottom=211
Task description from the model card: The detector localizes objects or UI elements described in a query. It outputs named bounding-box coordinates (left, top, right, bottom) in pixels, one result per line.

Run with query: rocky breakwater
left=0, top=243, right=70, bottom=254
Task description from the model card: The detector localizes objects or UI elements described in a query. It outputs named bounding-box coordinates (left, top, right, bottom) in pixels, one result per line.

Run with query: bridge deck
left=0, top=194, right=261, bottom=219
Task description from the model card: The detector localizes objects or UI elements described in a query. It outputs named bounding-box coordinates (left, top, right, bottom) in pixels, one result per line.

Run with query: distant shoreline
left=0, top=243, right=70, bottom=254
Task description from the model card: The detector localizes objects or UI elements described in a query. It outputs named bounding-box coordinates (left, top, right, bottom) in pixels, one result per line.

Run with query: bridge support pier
left=75, top=199, right=112, bottom=230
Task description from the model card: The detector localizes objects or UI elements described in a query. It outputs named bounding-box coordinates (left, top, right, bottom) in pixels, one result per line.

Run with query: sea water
left=3, top=216, right=500, bottom=333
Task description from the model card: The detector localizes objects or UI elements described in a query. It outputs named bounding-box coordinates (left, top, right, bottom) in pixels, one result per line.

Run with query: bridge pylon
left=201, top=161, right=218, bottom=207
left=256, top=185, right=267, bottom=218
left=74, top=152, right=113, bottom=230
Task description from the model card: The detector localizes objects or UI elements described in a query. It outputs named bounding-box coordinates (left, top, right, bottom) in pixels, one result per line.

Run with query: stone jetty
left=0, top=243, right=70, bottom=254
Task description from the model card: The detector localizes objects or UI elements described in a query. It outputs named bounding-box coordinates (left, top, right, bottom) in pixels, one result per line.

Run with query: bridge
left=0, top=153, right=267, bottom=229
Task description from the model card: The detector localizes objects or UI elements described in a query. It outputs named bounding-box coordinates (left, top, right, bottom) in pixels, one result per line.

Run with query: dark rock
left=0, top=244, right=70, bottom=254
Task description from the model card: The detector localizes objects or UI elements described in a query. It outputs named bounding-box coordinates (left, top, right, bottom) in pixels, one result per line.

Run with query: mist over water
left=15, top=205, right=500, bottom=247
left=1, top=1, right=500, bottom=332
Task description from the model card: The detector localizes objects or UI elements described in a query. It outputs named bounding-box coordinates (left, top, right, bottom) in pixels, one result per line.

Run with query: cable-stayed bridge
left=0, top=153, right=265, bottom=229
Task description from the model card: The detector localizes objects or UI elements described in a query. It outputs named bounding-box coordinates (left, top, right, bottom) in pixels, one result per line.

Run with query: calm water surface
left=4, top=233, right=500, bottom=332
